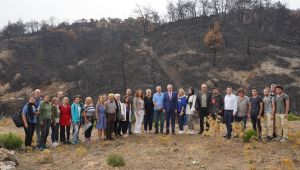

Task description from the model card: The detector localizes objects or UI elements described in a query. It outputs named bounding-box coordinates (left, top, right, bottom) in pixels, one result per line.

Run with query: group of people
left=21, top=83, right=290, bottom=151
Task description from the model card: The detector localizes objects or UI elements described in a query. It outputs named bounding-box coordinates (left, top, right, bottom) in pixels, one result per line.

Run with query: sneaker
left=280, top=138, right=288, bottom=143
left=154, top=130, right=159, bottom=134
left=274, top=136, right=282, bottom=141
left=51, top=142, right=59, bottom=147
left=266, top=136, right=273, bottom=142
left=144, top=131, right=148, bottom=134
left=190, top=130, right=196, bottom=135
left=38, top=147, right=44, bottom=151
left=123, top=134, right=129, bottom=138
left=198, top=131, right=203, bottom=135
left=178, top=131, right=184, bottom=134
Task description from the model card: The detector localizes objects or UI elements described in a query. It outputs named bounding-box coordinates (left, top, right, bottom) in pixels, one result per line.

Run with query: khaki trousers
left=261, top=113, right=273, bottom=138
left=275, top=113, right=288, bottom=139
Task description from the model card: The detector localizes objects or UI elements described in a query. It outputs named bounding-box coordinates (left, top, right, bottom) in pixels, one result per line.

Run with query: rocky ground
left=0, top=118, right=299, bottom=170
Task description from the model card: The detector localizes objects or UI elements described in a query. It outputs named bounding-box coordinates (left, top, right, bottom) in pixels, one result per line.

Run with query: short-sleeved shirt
left=153, top=92, right=164, bottom=110
left=105, top=100, right=117, bottom=114
left=250, top=96, right=263, bottom=115
left=275, top=93, right=289, bottom=114
left=22, top=104, right=38, bottom=123
left=263, top=95, right=274, bottom=114
left=84, top=105, right=96, bottom=117
left=237, top=96, right=250, bottom=117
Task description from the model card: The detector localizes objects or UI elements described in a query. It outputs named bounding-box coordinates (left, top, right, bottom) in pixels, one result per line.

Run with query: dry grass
left=281, top=157, right=296, bottom=170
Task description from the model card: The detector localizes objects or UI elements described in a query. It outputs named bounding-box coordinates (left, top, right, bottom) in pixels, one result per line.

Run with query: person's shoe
left=38, top=147, right=44, bottom=151
left=198, top=131, right=203, bottom=135
left=274, top=136, right=282, bottom=141
left=144, top=131, right=148, bottom=134
left=178, top=131, right=184, bottom=135
left=266, top=136, right=273, bottom=142
left=280, top=138, right=288, bottom=143
left=154, top=130, right=159, bottom=134
left=123, top=134, right=128, bottom=138
left=165, top=130, right=170, bottom=135
left=223, top=134, right=228, bottom=138
left=160, top=130, right=164, bottom=134
left=129, top=132, right=133, bottom=135
left=226, top=135, right=231, bottom=139
left=44, top=145, right=49, bottom=149
left=172, top=130, right=176, bottom=135
left=51, top=142, right=59, bottom=147
left=190, top=130, right=196, bottom=135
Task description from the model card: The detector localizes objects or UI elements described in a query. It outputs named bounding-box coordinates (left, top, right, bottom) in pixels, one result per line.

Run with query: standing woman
left=96, top=95, right=106, bottom=141
left=177, top=88, right=187, bottom=134
left=59, top=97, right=71, bottom=144
left=121, top=95, right=132, bottom=137
left=38, top=95, right=52, bottom=151
left=83, top=97, right=96, bottom=142
left=71, top=96, right=81, bottom=144
left=185, top=87, right=196, bottom=134
left=144, top=89, right=154, bottom=134
left=133, top=89, right=145, bottom=134
left=22, top=96, right=38, bottom=148
left=50, top=97, right=60, bottom=147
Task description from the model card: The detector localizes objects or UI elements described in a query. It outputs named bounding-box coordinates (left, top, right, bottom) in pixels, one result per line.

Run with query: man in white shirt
left=223, top=86, right=237, bottom=139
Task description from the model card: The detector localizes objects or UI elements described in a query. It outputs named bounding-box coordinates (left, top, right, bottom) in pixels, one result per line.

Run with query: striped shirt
left=84, top=105, right=96, bottom=117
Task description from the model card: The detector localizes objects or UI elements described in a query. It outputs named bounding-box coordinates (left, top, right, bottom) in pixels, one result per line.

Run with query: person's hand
left=163, top=109, right=166, bottom=113
left=247, top=114, right=250, bottom=120
left=40, top=121, right=43, bottom=126
left=175, top=109, right=177, bottom=114
left=180, top=111, right=184, bottom=116
left=233, top=112, right=237, bottom=117
left=257, top=115, right=261, bottom=119
left=24, top=123, right=28, bottom=128
left=85, top=119, right=89, bottom=123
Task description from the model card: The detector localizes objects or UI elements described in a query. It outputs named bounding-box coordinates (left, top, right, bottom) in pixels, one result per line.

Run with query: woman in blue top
left=22, top=96, right=38, bottom=147
left=177, top=88, right=187, bottom=134
left=96, top=95, right=106, bottom=141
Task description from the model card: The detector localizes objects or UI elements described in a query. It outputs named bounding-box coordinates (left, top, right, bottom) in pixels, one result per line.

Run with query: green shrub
left=288, top=113, right=300, bottom=121
left=243, top=129, right=258, bottom=143
left=0, top=133, right=23, bottom=150
left=106, top=154, right=125, bottom=167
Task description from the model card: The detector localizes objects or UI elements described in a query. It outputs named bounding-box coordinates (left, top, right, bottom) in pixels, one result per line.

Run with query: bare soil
left=0, top=118, right=299, bottom=170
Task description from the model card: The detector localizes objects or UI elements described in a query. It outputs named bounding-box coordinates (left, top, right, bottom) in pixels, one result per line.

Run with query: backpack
left=12, top=111, right=24, bottom=128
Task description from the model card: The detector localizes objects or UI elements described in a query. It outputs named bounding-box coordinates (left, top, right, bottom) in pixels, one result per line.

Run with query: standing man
left=209, top=87, right=224, bottom=120
left=270, top=84, right=277, bottom=138
left=153, top=86, right=165, bottom=134
left=262, top=87, right=275, bottom=141
left=114, top=94, right=123, bottom=136
left=57, top=91, right=64, bottom=106
left=105, top=94, right=118, bottom=140
left=34, top=89, right=43, bottom=148
left=274, top=85, right=289, bottom=143
left=195, top=84, right=212, bottom=134
left=123, top=88, right=133, bottom=135
left=249, top=88, right=263, bottom=139
left=163, top=84, right=178, bottom=134
left=223, top=87, right=237, bottom=139
left=236, top=88, right=250, bottom=130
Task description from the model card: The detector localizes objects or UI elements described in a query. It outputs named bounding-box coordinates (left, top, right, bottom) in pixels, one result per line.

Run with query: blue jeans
left=166, top=111, right=175, bottom=132
left=224, top=110, right=234, bottom=137
left=235, top=116, right=247, bottom=129
left=154, top=110, right=164, bottom=132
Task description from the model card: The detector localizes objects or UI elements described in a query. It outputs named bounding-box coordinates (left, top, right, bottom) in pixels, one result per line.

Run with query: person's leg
left=154, top=110, right=159, bottom=132
left=56, top=124, right=59, bottom=142
left=257, top=117, right=262, bottom=138
left=61, top=125, right=66, bottom=143
left=224, top=111, right=228, bottom=136
left=281, top=114, right=288, bottom=140
left=251, top=115, right=257, bottom=132
left=149, top=112, right=153, bottom=131
left=72, top=123, right=78, bottom=143
left=159, top=111, right=165, bottom=133
left=66, top=125, right=70, bottom=142
left=140, top=111, right=144, bottom=133
left=261, top=114, right=267, bottom=139
left=35, top=123, right=41, bottom=147
left=275, top=113, right=282, bottom=139
left=166, top=111, right=171, bottom=133
left=171, top=112, right=175, bottom=133
left=199, top=113, right=205, bottom=134
left=242, top=116, right=247, bottom=130
left=267, top=113, right=273, bottom=138
left=51, top=123, right=55, bottom=143
left=122, top=121, right=128, bottom=134
left=204, top=108, right=210, bottom=131
left=24, top=126, right=30, bottom=147
left=178, top=113, right=182, bottom=131
left=40, top=121, right=46, bottom=148
left=45, top=120, right=51, bottom=146
left=144, top=113, right=149, bottom=132
left=106, top=115, right=110, bottom=139
left=227, top=111, right=233, bottom=137
left=179, top=114, right=184, bottom=131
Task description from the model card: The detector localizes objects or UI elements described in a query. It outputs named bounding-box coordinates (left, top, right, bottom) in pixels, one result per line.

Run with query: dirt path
left=0, top=118, right=299, bottom=170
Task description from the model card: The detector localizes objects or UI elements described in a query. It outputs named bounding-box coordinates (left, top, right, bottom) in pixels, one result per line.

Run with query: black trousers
left=251, top=115, right=262, bottom=136
left=114, top=119, right=122, bottom=135
left=121, top=121, right=128, bottom=134
left=144, top=111, right=154, bottom=131
left=60, top=125, right=70, bottom=142
left=40, top=119, right=51, bottom=147
left=51, top=123, right=59, bottom=143
left=106, top=113, right=115, bottom=139
left=199, top=107, right=210, bottom=133
left=84, top=116, right=94, bottom=139
left=24, top=123, right=36, bottom=147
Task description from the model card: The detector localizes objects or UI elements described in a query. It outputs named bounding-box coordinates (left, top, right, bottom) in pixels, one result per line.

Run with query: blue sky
left=0, top=0, right=299, bottom=28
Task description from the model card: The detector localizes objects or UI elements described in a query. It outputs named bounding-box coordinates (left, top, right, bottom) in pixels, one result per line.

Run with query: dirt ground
left=0, top=118, right=299, bottom=170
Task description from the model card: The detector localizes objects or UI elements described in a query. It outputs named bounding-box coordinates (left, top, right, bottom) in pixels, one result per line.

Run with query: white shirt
left=224, top=94, right=237, bottom=113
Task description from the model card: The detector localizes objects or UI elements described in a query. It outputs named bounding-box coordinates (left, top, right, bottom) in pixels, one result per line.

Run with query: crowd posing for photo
left=21, top=83, right=290, bottom=151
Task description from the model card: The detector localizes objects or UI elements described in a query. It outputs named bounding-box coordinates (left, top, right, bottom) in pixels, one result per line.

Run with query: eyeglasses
left=239, top=91, right=244, bottom=93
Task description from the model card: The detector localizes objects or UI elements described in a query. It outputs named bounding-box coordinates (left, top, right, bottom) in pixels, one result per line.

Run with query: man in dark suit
left=195, top=83, right=212, bottom=134
left=163, top=84, right=178, bottom=134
